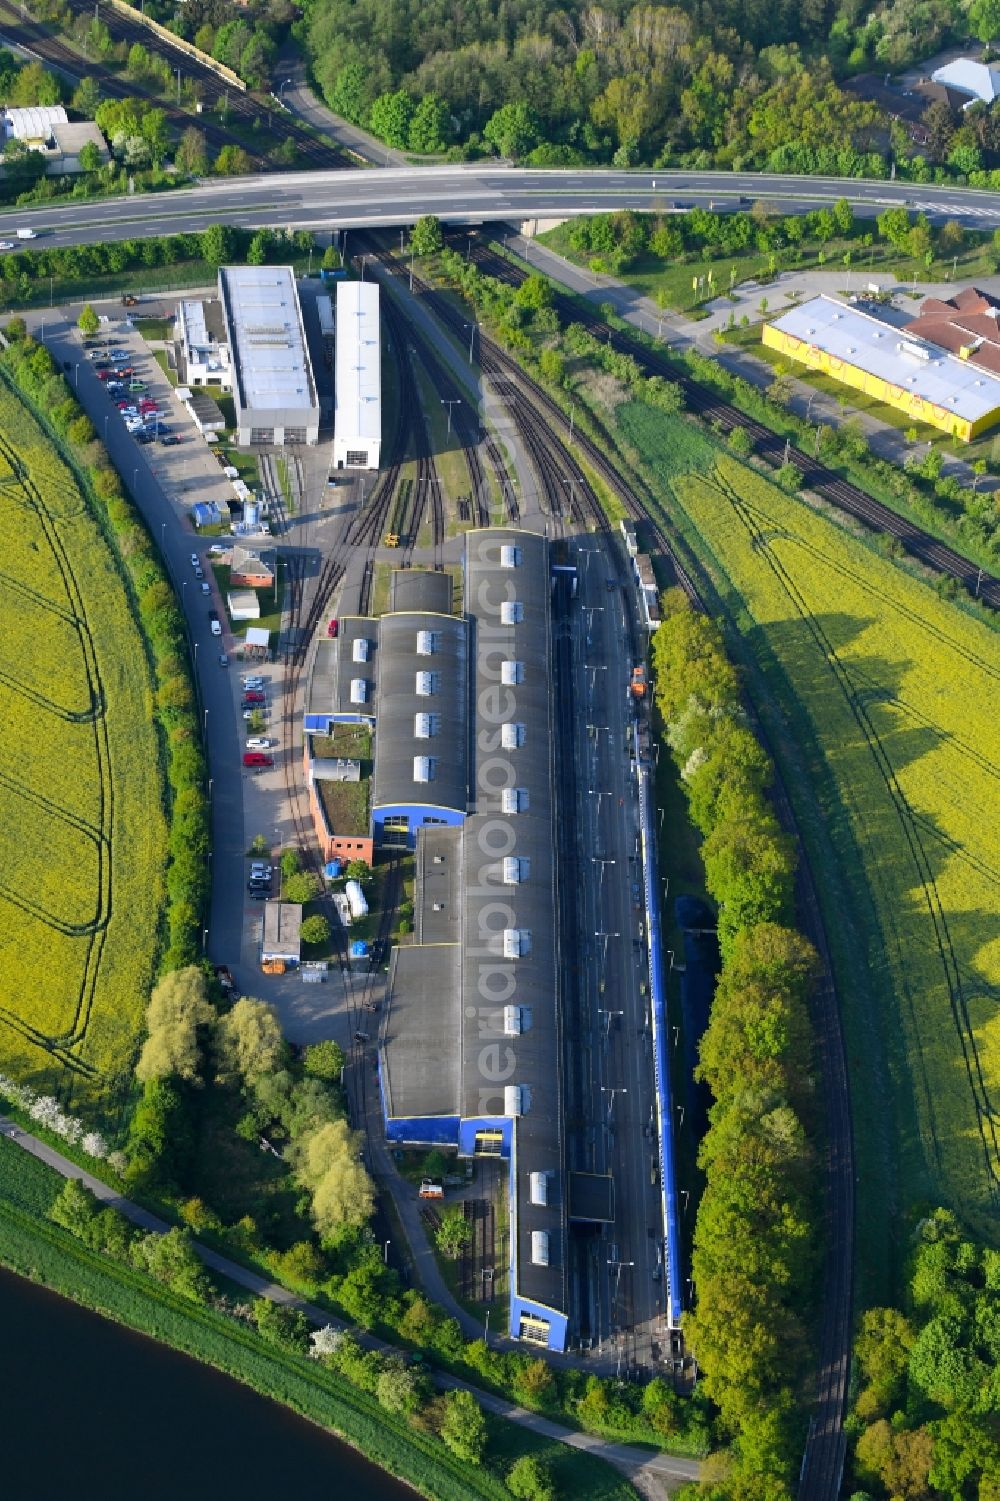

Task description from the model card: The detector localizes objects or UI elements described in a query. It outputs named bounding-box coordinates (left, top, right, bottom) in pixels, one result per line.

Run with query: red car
left=242, top=752, right=273, bottom=768
left=327, top=618, right=339, bottom=638
left=139, top=400, right=158, bottom=412
left=97, top=369, right=112, bottom=381
left=242, top=689, right=265, bottom=704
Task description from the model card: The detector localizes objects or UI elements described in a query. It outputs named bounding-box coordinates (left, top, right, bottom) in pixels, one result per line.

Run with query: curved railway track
left=470, top=242, right=999, bottom=611
left=374, top=238, right=853, bottom=1496
left=4, top=0, right=348, bottom=169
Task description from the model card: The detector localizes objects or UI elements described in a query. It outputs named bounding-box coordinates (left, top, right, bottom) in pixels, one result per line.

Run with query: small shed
left=228, top=589, right=261, bottom=621
left=244, top=626, right=270, bottom=660
left=261, top=902, right=301, bottom=965
left=191, top=500, right=222, bottom=529
left=185, top=390, right=226, bottom=435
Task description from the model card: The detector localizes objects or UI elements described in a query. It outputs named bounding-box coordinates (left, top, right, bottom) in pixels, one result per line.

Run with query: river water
left=0, top=1266, right=411, bottom=1499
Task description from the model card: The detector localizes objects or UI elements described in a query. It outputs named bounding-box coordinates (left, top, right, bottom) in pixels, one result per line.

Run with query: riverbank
left=0, top=1138, right=640, bottom=1501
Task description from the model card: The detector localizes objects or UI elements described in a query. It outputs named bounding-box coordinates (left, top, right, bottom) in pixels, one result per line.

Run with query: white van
left=16, top=228, right=36, bottom=240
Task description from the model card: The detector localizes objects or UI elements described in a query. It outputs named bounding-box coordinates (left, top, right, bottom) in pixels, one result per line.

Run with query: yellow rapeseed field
left=671, top=454, right=1000, bottom=1233
left=0, top=384, right=166, bottom=1118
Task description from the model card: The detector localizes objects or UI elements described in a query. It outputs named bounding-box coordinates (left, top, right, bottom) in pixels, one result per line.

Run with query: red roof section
left=904, top=287, right=1000, bottom=378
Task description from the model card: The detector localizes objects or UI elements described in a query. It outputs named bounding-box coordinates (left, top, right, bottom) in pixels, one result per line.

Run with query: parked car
left=241, top=676, right=265, bottom=689
left=135, top=432, right=155, bottom=445
left=200, top=581, right=210, bottom=594
left=327, top=618, right=339, bottom=638
left=219, top=653, right=229, bottom=667
left=190, top=554, right=200, bottom=567
left=247, top=886, right=269, bottom=900
left=97, top=370, right=112, bottom=381
left=243, top=752, right=273, bottom=768
left=242, top=690, right=265, bottom=704
left=160, top=434, right=181, bottom=446
left=246, top=738, right=271, bottom=751
left=210, top=619, right=222, bottom=637
left=194, top=567, right=204, bottom=579
left=242, top=708, right=265, bottom=721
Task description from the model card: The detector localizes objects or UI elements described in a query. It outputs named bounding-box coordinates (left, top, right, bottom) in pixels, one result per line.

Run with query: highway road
left=4, top=165, right=1000, bottom=249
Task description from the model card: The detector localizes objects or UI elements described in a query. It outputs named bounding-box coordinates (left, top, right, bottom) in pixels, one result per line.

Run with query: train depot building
left=217, top=265, right=320, bottom=446
left=333, top=280, right=382, bottom=470
left=763, top=292, right=1000, bottom=441
left=307, top=532, right=571, bottom=1348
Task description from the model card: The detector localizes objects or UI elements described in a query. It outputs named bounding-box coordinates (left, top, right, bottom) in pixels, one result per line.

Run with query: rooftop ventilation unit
left=503, top=1005, right=522, bottom=1036
left=350, top=678, right=368, bottom=704
left=503, top=927, right=531, bottom=958
left=413, top=755, right=434, bottom=783
left=899, top=340, right=931, bottom=362
left=501, top=722, right=526, bottom=750
left=352, top=638, right=369, bottom=663
left=415, top=671, right=437, bottom=696
left=530, top=1230, right=550, bottom=1266
left=414, top=712, right=432, bottom=738
left=530, top=1171, right=549, bottom=1206
left=501, top=786, right=529, bottom=814
left=503, top=855, right=529, bottom=884
left=500, top=600, right=524, bottom=625
left=416, top=630, right=437, bottom=656
left=500, top=544, right=521, bottom=568
left=505, top=1084, right=524, bottom=1117
left=501, top=660, right=525, bottom=686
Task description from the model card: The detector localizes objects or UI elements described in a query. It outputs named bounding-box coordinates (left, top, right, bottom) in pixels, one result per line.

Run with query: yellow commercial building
left=762, top=295, right=1000, bottom=442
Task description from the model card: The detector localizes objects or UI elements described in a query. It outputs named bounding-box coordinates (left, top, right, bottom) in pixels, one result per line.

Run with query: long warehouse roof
left=335, top=280, right=381, bottom=443
left=218, top=265, right=318, bottom=414
left=769, top=294, right=1000, bottom=424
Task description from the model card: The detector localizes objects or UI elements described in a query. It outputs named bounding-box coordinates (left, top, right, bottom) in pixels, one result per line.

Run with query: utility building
left=333, top=280, right=381, bottom=470
left=376, top=531, right=570, bottom=1352
left=218, top=265, right=319, bottom=447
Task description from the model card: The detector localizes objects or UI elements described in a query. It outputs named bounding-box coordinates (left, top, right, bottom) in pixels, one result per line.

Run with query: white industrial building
left=218, top=265, right=319, bottom=447
left=333, top=280, right=381, bottom=470
left=176, top=298, right=232, bottom=389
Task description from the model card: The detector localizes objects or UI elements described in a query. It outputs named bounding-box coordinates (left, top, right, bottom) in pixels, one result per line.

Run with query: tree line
left=650, top=591, right=820, bottom=1500
left=845, top=1209, right=999, bottom=1499
left=300, top=0, right=996, bottom=183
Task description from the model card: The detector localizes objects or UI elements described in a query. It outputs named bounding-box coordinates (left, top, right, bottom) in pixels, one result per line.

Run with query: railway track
left=470, top=240, right=999, bottom=610
left=375, top=236, right=852, bottom=1492
left=14, top=0, right=348, bottom=169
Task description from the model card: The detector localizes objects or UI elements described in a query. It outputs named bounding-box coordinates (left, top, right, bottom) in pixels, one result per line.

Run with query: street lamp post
left=441, top=398, right=460, bottom=435
left=383, top=1240, right=391, bottom=1264
left=464, top=321, right=479, bottom=364
left=279, top=77, right=293, bottom=104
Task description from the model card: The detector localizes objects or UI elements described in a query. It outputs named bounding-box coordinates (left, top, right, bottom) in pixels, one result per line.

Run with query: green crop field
left=0, top=383, right=167, bottom=1116
left=621, top=402, right=1000, bottom=1263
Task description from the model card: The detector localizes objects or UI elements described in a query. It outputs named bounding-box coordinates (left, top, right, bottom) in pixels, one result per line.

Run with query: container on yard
left=261, top=959, right=286, bottom=975
left=350, top=940, right=369, bottom=960
left=324, top=859, right=342, bottom=881
left=345, top=879, right=368, bottom=920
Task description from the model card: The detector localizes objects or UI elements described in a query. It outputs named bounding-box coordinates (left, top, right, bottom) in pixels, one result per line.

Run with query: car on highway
left=194, top=566, right=204, bottom=580
left=191, top=554, right=200, bottom=567
left=243, top=752, right=273, bottom=768
left=0, top=241, right=14, bottom=252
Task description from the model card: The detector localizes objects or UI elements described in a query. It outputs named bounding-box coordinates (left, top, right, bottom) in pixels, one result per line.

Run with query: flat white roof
left=218, top=265, right=317, bottom=414
left=335, top=280, right=381, bottom=445
left=2, top=105, right=67, bottom=141
left=180, top=299, right=209, bottom=350
left=770, top=295, right=1000, bottom=425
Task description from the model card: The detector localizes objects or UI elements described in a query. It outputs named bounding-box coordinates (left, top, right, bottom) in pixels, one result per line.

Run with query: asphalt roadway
left=3, top=166, right=1000, bottom=250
